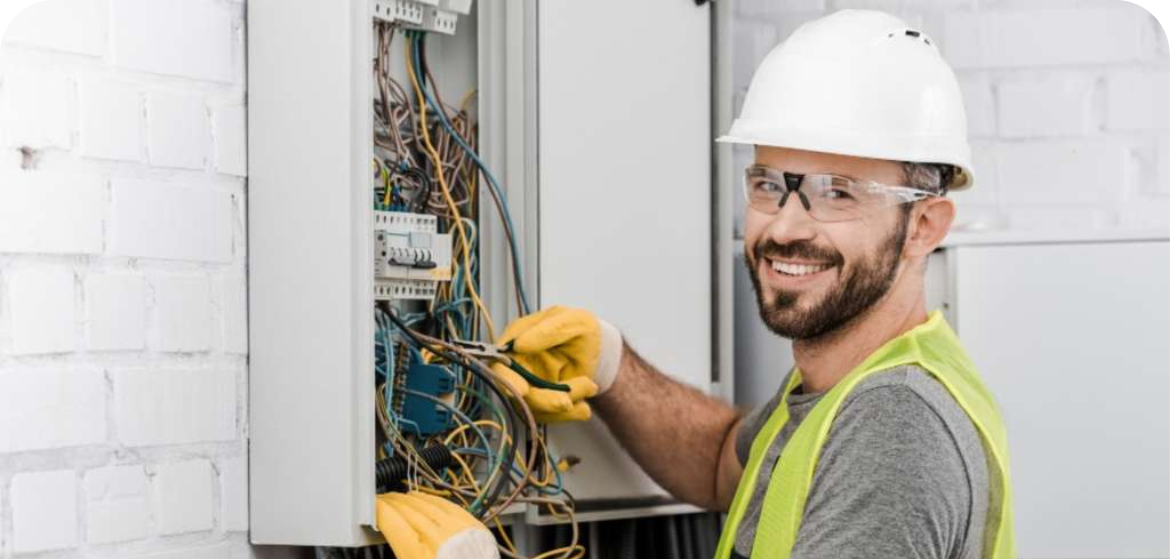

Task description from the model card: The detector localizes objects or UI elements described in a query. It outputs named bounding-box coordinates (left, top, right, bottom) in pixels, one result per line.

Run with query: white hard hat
left=719, top=10, right=974, bottom=190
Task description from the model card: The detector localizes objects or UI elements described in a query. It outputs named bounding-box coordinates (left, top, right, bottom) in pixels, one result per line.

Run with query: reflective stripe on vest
left=714, top=311, right=1015, bottom=559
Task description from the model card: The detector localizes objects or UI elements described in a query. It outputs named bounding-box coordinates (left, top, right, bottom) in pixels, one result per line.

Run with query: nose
left=762, top=192, right=818, bottom=245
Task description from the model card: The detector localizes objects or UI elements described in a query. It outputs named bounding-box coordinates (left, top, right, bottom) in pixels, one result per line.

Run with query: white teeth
left=771, top=260, right=830, bottom=276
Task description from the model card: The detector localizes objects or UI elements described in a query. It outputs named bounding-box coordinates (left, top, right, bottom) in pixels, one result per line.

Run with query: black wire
left=382, top=306, right=525, bottom=516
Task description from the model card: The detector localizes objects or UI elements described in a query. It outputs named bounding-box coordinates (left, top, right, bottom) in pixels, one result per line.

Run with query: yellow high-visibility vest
left=715, top=311, right=1015, bottom=559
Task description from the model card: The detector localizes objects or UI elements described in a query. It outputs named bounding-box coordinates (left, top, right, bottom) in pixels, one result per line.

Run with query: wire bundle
left=367, top=22, right=582, bottom=559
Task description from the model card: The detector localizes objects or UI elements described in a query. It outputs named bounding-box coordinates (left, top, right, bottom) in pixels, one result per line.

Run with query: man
left=494, top=10, right=1014, bottom=559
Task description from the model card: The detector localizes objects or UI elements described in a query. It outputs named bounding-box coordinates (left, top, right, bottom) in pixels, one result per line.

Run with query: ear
left=904, top=197, right=955, bottom=258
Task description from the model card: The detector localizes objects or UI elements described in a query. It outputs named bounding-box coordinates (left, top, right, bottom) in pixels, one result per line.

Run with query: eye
left=752, top=179, right=785, bottom=194
left=825, top=188, right=855, bottom=201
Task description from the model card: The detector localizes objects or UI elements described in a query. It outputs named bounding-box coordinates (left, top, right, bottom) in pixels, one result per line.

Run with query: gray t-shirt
left=731, top=366, right=990, bottom=559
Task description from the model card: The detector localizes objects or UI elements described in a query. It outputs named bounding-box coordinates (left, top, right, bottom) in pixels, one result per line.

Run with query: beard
left=746, top=214, right=909, bottom=341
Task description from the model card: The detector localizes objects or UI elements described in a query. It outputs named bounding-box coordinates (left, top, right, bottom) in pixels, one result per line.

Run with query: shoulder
left=833, top=366, right=985, bottom=460
left=793, top=367, right=989, bottom=557
left=825, top=365, right=987, bottom=478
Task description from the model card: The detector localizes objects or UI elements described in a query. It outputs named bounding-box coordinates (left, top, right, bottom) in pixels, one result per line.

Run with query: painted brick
left=957, top=75, right=995, bottom=137
left=154, top=275, right=213, bottom=352
left=997, top=75, right=1097, bottom=137
left=113, top=369, right=235, bottom=446
left=218, top=456, right=248, bottom=531
left=11, top=470, right=78, bottom=553
left=1005, top=207, right=1117, bottom=230
left=211, top=103, right=247, bottom=176
left=0, top=369, right=106, bottom=452
left=219, top=272, right=247, bottom=355
left=153, top=460, right=214, bottom=535
left=110, top=0, right=234, bottom=83
left=78, top=77, right=143, bottom=161
left=943, top=8, right=1146, bottom=69
left=0, top=171, right=104, bottom=255
left=130, top=544, right=232, bottom=559
left=733, top=22, right=778, bottom=92
left=737, top=0, right=825, bottom=17
left=147, top=90, right=210, bottom=170
left=84, top=465, right=148, bottom=544
left=2, top=0, right=105, bottom=56
left=0, top=68, right=72, bottom=149
left=109, top=178, right=233, bottom=262
left=996, top=141, right=1130, bottom=205
left=1105, top=69, right=1170, bottom=131
left=86, top=274, right=147, bottom=351
left=6, top=267, right=76, bottom=354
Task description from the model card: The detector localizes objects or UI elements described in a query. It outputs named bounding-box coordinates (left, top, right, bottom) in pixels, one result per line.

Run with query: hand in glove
left=375, top=491, right=499, bottom=559
left=493, top=306, right=623, bottom=422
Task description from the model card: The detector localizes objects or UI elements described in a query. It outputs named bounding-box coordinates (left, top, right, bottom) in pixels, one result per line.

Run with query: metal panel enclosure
left=537, top=0, right=714, bottom=511
left=949, top=239, right=1169, bottom=558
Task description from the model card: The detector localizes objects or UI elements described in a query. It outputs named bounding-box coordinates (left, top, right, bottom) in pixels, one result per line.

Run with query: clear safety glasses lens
left=742, top=165, right=937, bottom=222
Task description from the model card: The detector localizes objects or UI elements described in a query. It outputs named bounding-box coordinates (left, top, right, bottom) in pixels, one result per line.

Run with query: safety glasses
left=743, top=164, right=938, bottom=223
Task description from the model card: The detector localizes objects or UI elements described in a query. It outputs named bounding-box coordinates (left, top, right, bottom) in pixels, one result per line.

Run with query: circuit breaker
left=248, top=0, right=719, bottom=548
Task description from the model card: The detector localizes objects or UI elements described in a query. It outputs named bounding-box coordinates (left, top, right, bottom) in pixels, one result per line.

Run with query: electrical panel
left=248, top=0, right=722, bottom=553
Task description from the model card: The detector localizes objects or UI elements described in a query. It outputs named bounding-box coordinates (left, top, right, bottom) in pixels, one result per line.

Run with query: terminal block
left=372, top=0, right=423, bottom=25
left=373, top=211, right=452, bottom=301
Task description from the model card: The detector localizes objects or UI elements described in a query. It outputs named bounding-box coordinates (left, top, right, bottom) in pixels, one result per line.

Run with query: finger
left=512, top=352, right=568, bottom=383
left=397, top=492, right=468, bottom=536
left=535, top=401, right=593, bottom=423
left=509, top=308, right=598, bottom=354
left=495, top=306, right=567, bottom=346
left=411, top=492, right=481, bottom=531
left=524, top=387, right=575, bottom=414
left=376, top=494, right=433, bottom=559
left=561, top=376, right=599, bottom=401
left=490, top=362, right=529, bottom=399
left=383, top=493, right=448, bottom=548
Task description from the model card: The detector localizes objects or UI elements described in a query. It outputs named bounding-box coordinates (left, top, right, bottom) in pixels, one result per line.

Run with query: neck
left=792, top=271, right=928, bottom=394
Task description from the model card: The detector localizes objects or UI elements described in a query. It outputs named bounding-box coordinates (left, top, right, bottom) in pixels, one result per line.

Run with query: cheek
left=742, top=212, right=768, bottom=259
left=821, top=223, right=868, bottom=265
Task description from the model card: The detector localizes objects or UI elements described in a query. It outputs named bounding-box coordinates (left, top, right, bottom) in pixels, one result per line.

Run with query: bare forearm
left=592, top=341, right=740, bottom=510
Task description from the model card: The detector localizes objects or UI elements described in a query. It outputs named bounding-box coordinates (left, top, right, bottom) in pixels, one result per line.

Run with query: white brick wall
left=0, top=0, right=249, bottom=557
left=0, top=172, right=105, bottom=255
left=113, top=369, right=236, bottom=447
left=11, top=470, right=78, bottom=553
left=0, top=369, right=106, bottom=453
left=731, top=0, right=1170, bottom=235
left=84, top=464, right=149, bottom=544
left=153, top=460, right=215, bottom=535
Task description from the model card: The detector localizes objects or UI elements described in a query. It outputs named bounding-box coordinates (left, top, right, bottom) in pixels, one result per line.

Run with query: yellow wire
left=405, top=41, right=495, bottom=339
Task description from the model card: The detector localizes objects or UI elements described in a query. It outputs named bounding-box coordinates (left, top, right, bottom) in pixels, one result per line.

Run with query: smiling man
left=491, top=10, right=1014, bottom=559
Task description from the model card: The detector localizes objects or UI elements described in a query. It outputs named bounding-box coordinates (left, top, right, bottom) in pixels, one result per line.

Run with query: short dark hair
left=899, top=162, right=954, bottom=196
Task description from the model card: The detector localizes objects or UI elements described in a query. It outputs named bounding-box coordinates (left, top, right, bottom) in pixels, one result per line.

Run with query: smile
left=769, top=259, right=833, bottom=277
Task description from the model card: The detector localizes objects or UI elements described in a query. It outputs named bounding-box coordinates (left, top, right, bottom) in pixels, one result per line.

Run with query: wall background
left=0, top=0, right=1165, bottom=556
left=0, top=0, right=250, bottom=557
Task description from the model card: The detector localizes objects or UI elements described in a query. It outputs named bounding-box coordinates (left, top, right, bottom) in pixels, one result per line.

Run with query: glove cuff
left=595, top=319, right=623, bottom=394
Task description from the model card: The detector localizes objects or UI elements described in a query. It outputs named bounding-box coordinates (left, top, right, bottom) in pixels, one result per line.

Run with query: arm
left=592, top=342, right=746, bottom=511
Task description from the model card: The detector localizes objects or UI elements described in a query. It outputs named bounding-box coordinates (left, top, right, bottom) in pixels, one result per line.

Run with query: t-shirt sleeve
left=789, top=385, right=974, bottom=559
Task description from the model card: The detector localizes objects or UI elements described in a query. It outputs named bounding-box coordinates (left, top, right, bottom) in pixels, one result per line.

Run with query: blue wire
left=411, top=32, right=531, bottom=314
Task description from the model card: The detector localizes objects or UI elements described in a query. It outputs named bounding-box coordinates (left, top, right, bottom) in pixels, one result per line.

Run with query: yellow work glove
left=375, top=491, right=499, bottom=559
left=493, top=306, right=623, bottom=423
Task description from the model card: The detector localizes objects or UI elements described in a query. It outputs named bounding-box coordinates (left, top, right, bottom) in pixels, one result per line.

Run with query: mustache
left=752, top=238, right=843, bottom=267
